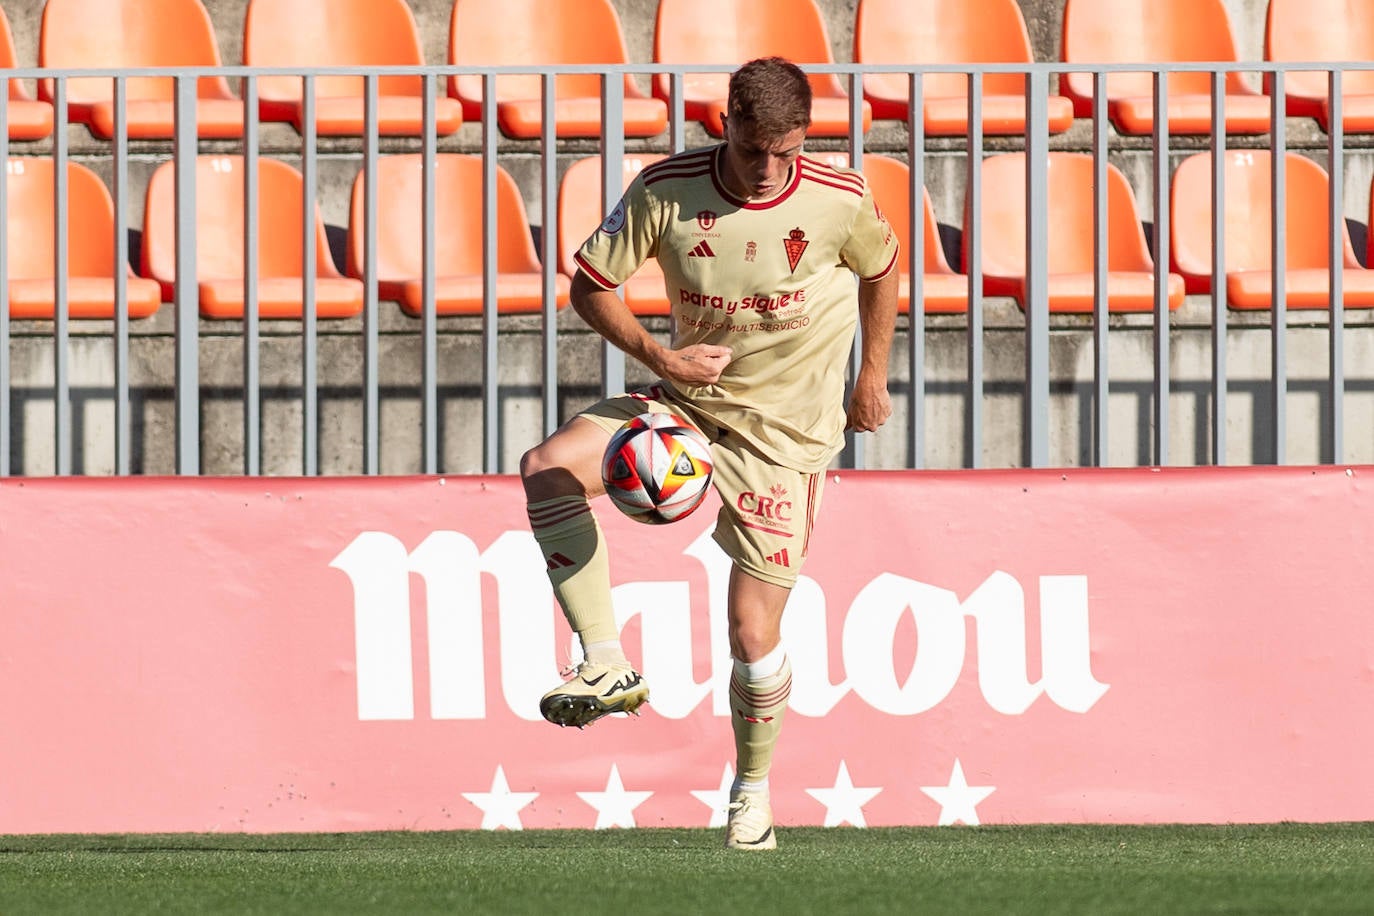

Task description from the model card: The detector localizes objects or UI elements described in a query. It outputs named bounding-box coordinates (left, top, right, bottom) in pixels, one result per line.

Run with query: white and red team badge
left=784, top=227, right=809, bottom=272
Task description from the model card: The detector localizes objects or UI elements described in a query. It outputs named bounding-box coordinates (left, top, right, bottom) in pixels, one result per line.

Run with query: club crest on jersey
left=783, top=227, right=809, bottom=272
left=697, top=210, right=717, bottom=231
left=744, top=241, right=757, bottom=262
left=600, top=200, right=627, bottom=235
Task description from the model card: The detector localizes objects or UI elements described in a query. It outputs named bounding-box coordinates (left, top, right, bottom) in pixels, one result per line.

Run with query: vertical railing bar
left=1151, top=69, right=1170, bottom=467
left=113, top=76, right=130, bottom=475
left=0, top=89, right=8, bottom=476
left=53, top=79, right=70, bottom=475
left=1327, top=68, right=1345, bottom=465
left=668, top=71, right=686, bottom=155
left=361, top=73, right=379, bottom=474
left=1092, top=69, right=1109, bottom=467
left=966, top=71, right=984, bottom=469
left=598, top=73, right=626, bottom=400
left=1270, top=72, right=1287, bottom=466
left=539, top=72, right=559, bottom=439
left=172, top=75, right=199, bottom=475
left=1210, top=70, right=1228, bottom=466
left=423, top=75, right=441, bottom=474
left=1023, top=69, right=1049, bottom=468
left=243, top=76, right=261, bottom=475
left=846, top=71, right=866, bottom=470
left=477, top=74, right=499, bottom=474
left=300, top=74, right=319, bottom=476
left=908, top=71, right=925, bottom=470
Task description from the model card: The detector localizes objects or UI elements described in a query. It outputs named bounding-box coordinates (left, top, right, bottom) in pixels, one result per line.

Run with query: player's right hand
left=661, top=344, right=732, bottom=386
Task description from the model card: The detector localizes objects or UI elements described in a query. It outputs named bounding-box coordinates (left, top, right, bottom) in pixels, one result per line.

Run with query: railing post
left=1023, top=69, right=1049, bottom=469
left=1209, top=70, right=1228, bottom=467
left=1151, top=70, right=1171, bottom=467
left=1270, top=73, right=1288, bottom=466
left=599, top=73, right=626, bottom=399
left=908, top=71, right=925, bottom=470
left=173, top=75, right=199, bottom=475
left=1327, top=68, right=1345, bottom=465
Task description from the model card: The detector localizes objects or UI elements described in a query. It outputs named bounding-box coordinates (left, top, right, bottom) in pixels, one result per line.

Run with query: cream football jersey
left=574, top=145, right=900, bottom=472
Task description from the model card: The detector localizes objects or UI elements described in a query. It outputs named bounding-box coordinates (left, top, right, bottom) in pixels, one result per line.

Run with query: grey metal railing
left=2, top=60, right=1372, bottom=476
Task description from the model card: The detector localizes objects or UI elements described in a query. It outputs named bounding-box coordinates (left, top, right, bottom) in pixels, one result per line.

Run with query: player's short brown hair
left=726, top=57, right=812, bottom=137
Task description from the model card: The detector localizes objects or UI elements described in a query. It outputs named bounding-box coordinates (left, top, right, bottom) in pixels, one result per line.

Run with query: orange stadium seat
left=348, top=154, right=570, bottom=317
left=37, top=0, right=242, bottom=140
left=970, top=152, right=1185, bottom=312
left=557, top=154, right=671, bottom=315
left=854, top=0, right=1073, bottom=136
left=1170, top=150, right=1374, bottom=309
left=142, top=156, right=364, bottom=319
left=448, top=0, right=667, bottom=139
left=810, top=152, right=967, bottom=312
left=4, top=158, right=161, bottom=319
left=652, top=0, right=871, bottom=138
left=243, top=0, right=462, bottom=136
left=0, top=7, right=53, bottom=140
left=1060, top=0, right=1269, bottom=135
left=1265, top=0, right=1374, bottom=133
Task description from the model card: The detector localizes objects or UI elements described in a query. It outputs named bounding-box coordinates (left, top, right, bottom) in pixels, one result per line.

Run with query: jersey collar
left=710, top=144, right=802, bottom=210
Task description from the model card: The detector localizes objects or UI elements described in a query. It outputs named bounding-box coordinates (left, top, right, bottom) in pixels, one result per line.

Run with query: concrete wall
left=6, top=0, right=1374, bottom=475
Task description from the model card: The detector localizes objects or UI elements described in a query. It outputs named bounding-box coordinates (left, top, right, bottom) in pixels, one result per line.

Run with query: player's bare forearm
left=570, top=270, right=731, bottom=386
left=846, top=269, right=900, bottom=431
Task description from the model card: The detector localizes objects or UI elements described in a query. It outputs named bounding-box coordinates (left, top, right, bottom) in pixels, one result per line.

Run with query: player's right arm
left=570, top=271, right=732, bottom=387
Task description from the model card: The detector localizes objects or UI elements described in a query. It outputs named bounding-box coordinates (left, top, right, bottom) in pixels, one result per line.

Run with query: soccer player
left=520, top=56, right=900, bottom=850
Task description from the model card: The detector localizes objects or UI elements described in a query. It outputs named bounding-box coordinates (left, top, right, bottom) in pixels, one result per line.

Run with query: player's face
left=719, top=117, right=806, bottom=201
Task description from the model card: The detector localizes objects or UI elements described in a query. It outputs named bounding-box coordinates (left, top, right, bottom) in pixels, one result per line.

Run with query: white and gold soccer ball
left=600, top=412, right=713, bottom=524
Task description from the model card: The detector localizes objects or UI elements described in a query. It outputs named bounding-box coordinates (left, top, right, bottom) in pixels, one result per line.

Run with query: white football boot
left=539, top=661, right=649, bottom=728
left=725, top=792, right=777, bottom=850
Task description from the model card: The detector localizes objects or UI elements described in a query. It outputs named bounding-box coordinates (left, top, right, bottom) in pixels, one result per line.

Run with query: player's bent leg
left=539, top=659, right=649, bottom=728
left=524, top=417, right=648, bottom=727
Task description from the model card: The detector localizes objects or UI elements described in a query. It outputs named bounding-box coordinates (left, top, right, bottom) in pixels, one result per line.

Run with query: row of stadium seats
left=7, top=148, right=1373, bottom=321
left=3, top=0, right=1374, bottom=141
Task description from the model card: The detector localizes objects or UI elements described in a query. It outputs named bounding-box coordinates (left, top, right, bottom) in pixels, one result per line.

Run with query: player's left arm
left=846, top=267, right=899, bottom=432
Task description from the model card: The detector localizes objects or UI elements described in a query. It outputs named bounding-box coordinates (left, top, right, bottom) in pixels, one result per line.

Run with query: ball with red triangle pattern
left=601, top=412, right=714, bottom=524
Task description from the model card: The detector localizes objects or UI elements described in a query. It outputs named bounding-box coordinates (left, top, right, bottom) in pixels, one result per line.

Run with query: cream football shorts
left=577, top=383, right=825, bottom=589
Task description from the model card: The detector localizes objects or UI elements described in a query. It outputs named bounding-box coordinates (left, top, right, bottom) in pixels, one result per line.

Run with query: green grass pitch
left=2, top=823, right=1372, bottom=915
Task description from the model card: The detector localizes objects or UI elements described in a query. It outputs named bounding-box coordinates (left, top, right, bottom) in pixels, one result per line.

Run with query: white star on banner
left=804, top=760, right=883, bottom=827
left=689, top=764, right=735, bottom=828
left=576, top=764, right=653, bottom=829
left=921, top=758, right=996, bottom=826
left=461, top=765, right=539, bottom=831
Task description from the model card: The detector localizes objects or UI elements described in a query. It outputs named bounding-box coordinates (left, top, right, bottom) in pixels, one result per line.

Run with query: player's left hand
left=845, top=371, right=892, bottom=432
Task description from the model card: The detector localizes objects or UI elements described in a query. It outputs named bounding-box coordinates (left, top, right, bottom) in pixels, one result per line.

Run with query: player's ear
left=718, top=113, right=729, bottom=137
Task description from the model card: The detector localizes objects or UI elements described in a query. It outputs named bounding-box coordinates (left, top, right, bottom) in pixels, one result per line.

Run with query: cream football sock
left=527, top=495, right=627, bottom=666
left=729, top=645, right=792, bottom=794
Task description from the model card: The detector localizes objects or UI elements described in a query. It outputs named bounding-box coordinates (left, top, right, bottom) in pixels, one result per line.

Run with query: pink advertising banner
left=0, top=468, right=1371, bottom=834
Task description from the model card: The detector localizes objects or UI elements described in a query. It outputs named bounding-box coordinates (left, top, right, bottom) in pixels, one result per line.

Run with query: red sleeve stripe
left=572, top=252, right=619, bottom=290
left=642, top=149, right=714, bottom=185
left=644, top=163, right=712, bottom=186
left=796, top=155, right=857, bottom=188
left=799, top=157, right=865, bottom=192
left=862, top=245, right=901, bottom=282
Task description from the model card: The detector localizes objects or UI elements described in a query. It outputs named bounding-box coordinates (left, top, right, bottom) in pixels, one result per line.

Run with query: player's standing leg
left=724, top=565, right=792, bottom=850
left=521, top=417, right=647, bottom=728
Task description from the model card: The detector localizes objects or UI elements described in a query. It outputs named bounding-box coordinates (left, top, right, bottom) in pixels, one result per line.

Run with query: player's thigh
left=709, top=441, right=826, bottom=589
left=524, top=388, right=691, bottom=499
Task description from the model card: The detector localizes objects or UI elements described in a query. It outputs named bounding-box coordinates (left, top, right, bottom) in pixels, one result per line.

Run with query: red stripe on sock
left=527, top=502, right=590, bottom=529
left=730, top=673, right=793, bottom=709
